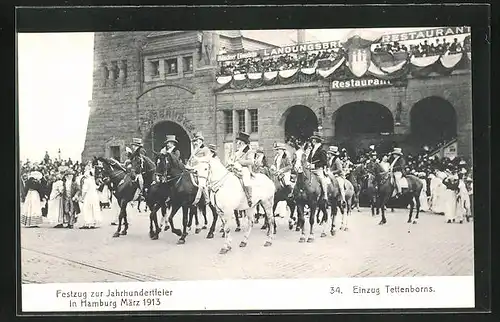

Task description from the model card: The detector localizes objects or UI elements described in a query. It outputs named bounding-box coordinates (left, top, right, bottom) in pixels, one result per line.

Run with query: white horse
left=207, top=156, right=276, bottom=254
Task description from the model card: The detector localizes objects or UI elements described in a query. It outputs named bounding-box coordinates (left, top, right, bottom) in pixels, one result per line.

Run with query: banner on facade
left=380, top=26, right=471, bottom=44
left=332, top=78, right=393, bottom=90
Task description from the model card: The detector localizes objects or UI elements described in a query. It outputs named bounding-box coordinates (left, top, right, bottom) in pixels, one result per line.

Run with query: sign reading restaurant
left=332, top=78, right=393, bottom=90
left=216, top=26, right=471, bottom=62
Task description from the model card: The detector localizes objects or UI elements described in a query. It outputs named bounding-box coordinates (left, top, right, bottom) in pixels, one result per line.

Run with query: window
left=150, top=60, right=160, bottom=76
left=183, top=56, right=193, bottom=73
left=110, top=146, right=121, bottom=162
left=237, top=110, right=245, bottom=132
left=166, top=58, right=178, bottom=75
left=224, top=111, right=233, bottom=134
left=250, top=109, right=258, bottom=133
left=111, top=61, right=119, bottom=79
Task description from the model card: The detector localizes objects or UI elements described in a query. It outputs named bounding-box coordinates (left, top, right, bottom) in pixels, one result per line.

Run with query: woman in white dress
left=47, top=172, right=65, bottom=228
left=418, top=172, right=430, bottom=212
left=79, top=167, right=102, bottom=229
left=431, top=168, right=448, bottom=214
left=21, top=168, right=44, bottom=228
left=442, top=171, right=459, bottom=223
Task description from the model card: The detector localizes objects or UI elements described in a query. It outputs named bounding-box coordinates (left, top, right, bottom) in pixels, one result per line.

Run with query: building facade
left=82, top=30, right=472, bottom=163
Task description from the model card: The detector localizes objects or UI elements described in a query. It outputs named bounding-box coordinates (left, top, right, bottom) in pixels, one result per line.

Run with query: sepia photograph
left=18, top=18, right=479, bottom=312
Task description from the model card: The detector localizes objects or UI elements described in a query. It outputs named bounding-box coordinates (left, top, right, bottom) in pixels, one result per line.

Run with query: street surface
left=21, top=202, right=474, bottom=283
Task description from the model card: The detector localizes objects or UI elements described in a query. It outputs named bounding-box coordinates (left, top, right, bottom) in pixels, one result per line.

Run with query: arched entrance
left=410, top=97, right=457, bottom=149
left=146, top=121, right=191, bottom=163
left=281, top=105, right=319, bottom=142
left=334, top=101, right=394, bottom=156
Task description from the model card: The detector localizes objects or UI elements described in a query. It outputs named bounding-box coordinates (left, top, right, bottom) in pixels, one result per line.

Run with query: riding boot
left=245, top=186, right=253, bottom=207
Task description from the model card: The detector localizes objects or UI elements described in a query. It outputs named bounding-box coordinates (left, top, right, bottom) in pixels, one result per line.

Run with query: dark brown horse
left=347, top=164, right=363, bottom=212
left=156, top=152, right=219, bottom=243
left=292, top=154, right=331, bottom=242
left=94, top=157, right=138, bottom=238
left=368, top=162, right=423, bottom=226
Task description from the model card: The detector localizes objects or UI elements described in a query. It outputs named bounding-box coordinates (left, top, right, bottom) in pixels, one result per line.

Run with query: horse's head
left=156, top=153, right=168, bottom=175
left=156, top=152, right=185, bottom=176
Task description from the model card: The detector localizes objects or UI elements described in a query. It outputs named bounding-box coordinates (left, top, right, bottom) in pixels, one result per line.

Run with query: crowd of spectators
left=218, top=36, right=471, bottom=76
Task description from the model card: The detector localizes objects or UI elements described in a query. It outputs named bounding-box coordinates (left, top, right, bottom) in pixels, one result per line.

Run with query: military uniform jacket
left=187, top=145, right=211, bottom=167
left=307, top=144, right=328, bottom=169
left=328, top=156, right=344, bottom=175
left=229, top=145, right=255, bottom=169
left=274, top=152, right=292, bottom=172
left=389, top=155, right=407, bottom=174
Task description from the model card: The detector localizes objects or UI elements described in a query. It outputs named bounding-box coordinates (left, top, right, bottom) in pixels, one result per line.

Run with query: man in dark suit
left=160, top=135, right=182, bottom=161
left=307, top=131, right=329, bottom=201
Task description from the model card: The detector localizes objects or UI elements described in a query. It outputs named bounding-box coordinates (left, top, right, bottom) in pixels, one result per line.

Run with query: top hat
left=310, top=131, right=323, bottom=142
left=164, top=135, right=178, bottom=144
left=327, top=146, right=340, bottom=155
left=207, top=144, right=217, bottom=153
left=391, top=148, right=403, bottom=155
left=236, top=132, right=250, bottom=144
left=274, top=143, right=287, bottom=150
left=192, top=132, right=205, bottom=142
left=132, top=138, right=143, bottom=146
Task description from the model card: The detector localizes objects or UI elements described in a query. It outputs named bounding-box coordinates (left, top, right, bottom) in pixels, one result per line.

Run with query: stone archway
left=410, top=96, right=457, bottom=148
left=145, top=121, right=192, bottom=163
left=333, top=101, right=394, bottom=156
left=280, top=105, right=319, bottom=143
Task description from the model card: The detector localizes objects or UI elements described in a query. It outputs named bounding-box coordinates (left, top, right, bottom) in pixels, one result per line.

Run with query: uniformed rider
left=326, top=146, right=346, bottom=206
left=185, top=132, right=211, bottom=204
left=272, top=143, right=293, bottom=197
left=129, top=138, right=145, bottom=192
left=388, top=147, right=406, bottom=196
left=306, top=131, right=329, bottom=201
left=226, top=132, right=255, bottom=207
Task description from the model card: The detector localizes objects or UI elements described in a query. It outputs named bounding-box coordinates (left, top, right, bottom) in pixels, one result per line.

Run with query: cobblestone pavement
left=21, top=202, right=474, bottom=283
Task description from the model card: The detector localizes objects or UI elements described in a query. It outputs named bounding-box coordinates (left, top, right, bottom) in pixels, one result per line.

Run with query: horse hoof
left=239, top=241, right=247, bottom=248
left=320, top=232, right=327, bottom=238
left=295, top=227, right=301, bottom=232
left=151, top=234, right=159, bottom=240
left=112, top=232, right=120, bottom=238
left=202, top=226, right=207, bottom=230
left=219, top=248, right=229, bottom=255
left=149, top=231, right=154, bottom=238
left=407, top=219, right=412, bottom=224
left=120, top=231, right=127, bottom=236
left=207, top=232, right=214, bottom=239
left=260, top=225, right=267, bottom=230
left=111, top=223, right=117, bottom=226
left=173, top=229, right=182, bottom=237
left=177, top=239, right=185, bottom=245
left=264, top=241, right=272, bottom=247
left=164, top=226, right=170, bottom=232
left=235, top=227, right=241, bottom=232
left=306, top=237, right=314, bottom=243
left=299, top=237, right=306, bottom=243
left=344, top=227, right=349, bottom=232
left=219, top=228, right=224, bottom=233
left=330, top=230, right=336, bottom=236
left=413, top=221, right=418, bottom=224
left=378, top=221, right=386, bottom=225
left=195, top=228, right=201, bottom=234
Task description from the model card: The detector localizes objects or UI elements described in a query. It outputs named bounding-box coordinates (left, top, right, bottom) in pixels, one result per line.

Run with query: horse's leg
left=201, top=203, right=208, bottom=229
left=262, top=198, right=275, bottom=246
left=320, top=200, right=329, bottom=238
left=150, top=203, right=161, bottom=239
left=234, top=210, right=242, bottom=232
left=330, top=199, right=338, bottom=236
left=413, top=193, right=420, bottom=224
left=407, top=194, right=414, bottom=224
left=240, top=206, right=255, bottom=248
left=379, top=193, right=387, bottom=225
left=287, top=200, right=296, bottom=230
left=194, top=206, right=201, bottom=234
left=187, top=206, right=194, bottom=231
left=160, top=203, right=169, bottom=231
left=307, top=203, right=317, bottom=243
left=112, top=199, right=124, bottom=237
left=168, top=204, right=182, bottom=237
left=297, top=203, right=306, bottom=242
left=219, top=206, right=233, bottom=254
left=176, top=206, right=189, bottom=244
left=137, top=199, right=141, bottom=212
left=207, top=204, right=218, bottom=239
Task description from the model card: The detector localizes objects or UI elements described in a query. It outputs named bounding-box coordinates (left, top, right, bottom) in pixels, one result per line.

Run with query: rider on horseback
left=326, top=146, right=346, bottom=206
left=307, top=131, right=329, bottom=202
left=156, top=135, right=181, bottom=183
left=227, top=132, right=254, bottom=207
left=271, top=143, right=293, bottom=198
left=130, top=138, right=145, bottom=192
left=185, top=132, right=211, bottom=205
left=388, top=147, right=406, bottom=196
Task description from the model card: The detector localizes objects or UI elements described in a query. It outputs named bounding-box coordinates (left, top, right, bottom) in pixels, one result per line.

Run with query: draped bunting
left=214, top=51, right=470, bottom=92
